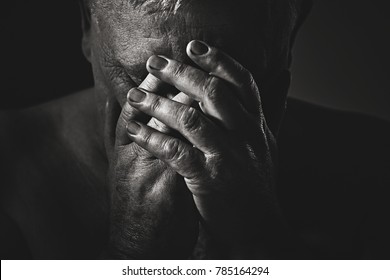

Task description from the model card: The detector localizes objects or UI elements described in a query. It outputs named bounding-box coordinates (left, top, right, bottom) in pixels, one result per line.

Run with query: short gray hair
left=82, top=0, right=312, bottom=72
left=132, top=0, right=184, bottom=14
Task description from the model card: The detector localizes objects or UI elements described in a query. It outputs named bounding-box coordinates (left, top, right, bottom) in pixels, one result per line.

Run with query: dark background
left=3, top=1, right=390, bottom=121
left=290, top=1, right=390, bottom=121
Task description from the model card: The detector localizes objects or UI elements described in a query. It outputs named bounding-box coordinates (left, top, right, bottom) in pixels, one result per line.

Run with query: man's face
left=87, top=0, right=268, bottom=107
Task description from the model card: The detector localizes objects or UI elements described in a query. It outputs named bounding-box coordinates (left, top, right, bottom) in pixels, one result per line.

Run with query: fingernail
left=190, top=41, right=209, bottom=55
left=148, top=55, right=168, bottom=70
left=126, top=121, right=141, bottom=135
left=128, top=88, right=146, bottom=103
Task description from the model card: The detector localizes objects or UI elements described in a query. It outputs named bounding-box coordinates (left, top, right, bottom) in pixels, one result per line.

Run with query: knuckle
left=172, top=63, right=187, bottom=78
left=140, top=130, right=153, bottom=146
left=162, top=138, right=183, bottom=161
left=149, top=95, right=162, bottom=112
left=120, top=103, right=136, bottom=121
left=238, top=67, right=255, bottom=89
left=149, top=118, right=167, bottom=132
left=203, top=76, right=224, bottom=103
left=212, top=50, right=227, bottom=71
left=212, top=48, right=224, bottom=61
left=120, top=111, right=131, bottom=124
left=179, top=107, right=202, bottom=133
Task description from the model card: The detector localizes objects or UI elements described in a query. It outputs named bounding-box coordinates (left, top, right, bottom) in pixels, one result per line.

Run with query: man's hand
left=125, top=40, right=291, bottom=258
left=103, top=75, right=199, bottom=259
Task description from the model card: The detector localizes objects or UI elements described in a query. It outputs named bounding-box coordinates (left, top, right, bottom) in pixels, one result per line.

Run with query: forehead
left=92, top=0, right=267, bottom=77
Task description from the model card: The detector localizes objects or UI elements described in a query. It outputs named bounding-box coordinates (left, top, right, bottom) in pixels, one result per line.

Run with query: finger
left=139, top=74, right=166, bottom=93
left=146, top=55, right=246, bottom=129
left=126, top=120, right=205, bottom=179
left=146, top=91, right=195, bottom=133
left=128, top=88, right=222, bottom=154
left=115, top=74, right=166, bottom=146
left=139, top=74, right=196, bottom=133
left=139, top=74, right=171, bottom=133
left=186, top=40, right=260, bottom=114
left=173, top=91, right=194, bottom=105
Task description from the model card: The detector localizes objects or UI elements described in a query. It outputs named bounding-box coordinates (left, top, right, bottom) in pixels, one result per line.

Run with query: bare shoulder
left=0, top=89, right=87, bottom=195
left=0, top=98, right=64, bottom=258
left=0, top=89, right=95, bottom=172
left=0, top=88, right=108, bottom=259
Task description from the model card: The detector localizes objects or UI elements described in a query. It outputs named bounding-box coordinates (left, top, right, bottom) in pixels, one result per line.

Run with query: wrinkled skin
left=2, top=0, right=390, bottom=260
left=82, top=1, right=293, bottom=258
left=104, top=76, right=199, bottom=259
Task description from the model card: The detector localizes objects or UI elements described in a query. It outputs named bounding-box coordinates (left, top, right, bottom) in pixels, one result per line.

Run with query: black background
left=3, top=1, right=92, bottom=108
left=3, top=1, right=390, bottom=121
left=290, top=1, right=390, bottom=121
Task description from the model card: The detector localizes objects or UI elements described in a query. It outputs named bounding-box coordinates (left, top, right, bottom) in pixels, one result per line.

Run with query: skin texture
left=1, top=0, right=390, bottom=259
left=84, top=1, right=294, bottom=258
